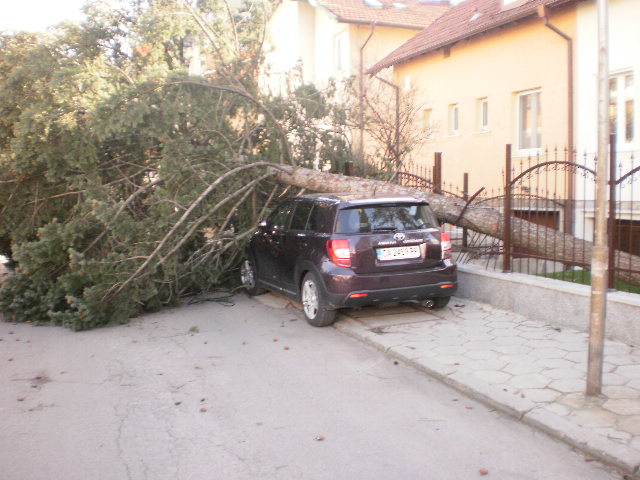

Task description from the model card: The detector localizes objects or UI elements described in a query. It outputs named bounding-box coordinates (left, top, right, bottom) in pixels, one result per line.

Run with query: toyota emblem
left=393, top=232, right=406, bottom=242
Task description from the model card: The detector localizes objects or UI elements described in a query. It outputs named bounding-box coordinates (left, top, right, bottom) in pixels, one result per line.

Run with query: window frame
left=516, top=89, right=542, bottom=153
left=609, top=70, right=635, bottom=146
left=333, top=31, right=347, bottom=74
left=423, top=108, right=434, bottom=139
left=448, top=103, right=459, bottom=137
left=476, top=97, right=489, bottom=133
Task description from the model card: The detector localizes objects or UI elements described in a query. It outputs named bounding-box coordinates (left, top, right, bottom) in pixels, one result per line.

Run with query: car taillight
left=327, top=239, right=351, bottom=268
left=441, top=232, right=452, bottom=260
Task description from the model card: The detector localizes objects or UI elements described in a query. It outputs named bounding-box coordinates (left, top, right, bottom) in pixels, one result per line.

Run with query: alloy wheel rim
left=241, top=260, right=255, bottom=288
left=302, top=279, right=318, bottom=319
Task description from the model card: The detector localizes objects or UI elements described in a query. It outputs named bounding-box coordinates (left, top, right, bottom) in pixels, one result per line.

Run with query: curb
left=334, top=317, right=640, bottom=479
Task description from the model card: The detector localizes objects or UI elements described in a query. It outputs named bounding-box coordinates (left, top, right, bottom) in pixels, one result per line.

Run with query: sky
left=0, top=0, right=88, bottom=32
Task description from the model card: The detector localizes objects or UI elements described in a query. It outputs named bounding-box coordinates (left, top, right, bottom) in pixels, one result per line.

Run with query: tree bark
left=273, top=165, right=640, bottom=287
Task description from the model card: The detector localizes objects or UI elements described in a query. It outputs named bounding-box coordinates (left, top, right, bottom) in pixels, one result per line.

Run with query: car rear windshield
left=336, top=203, right=438, bottom=233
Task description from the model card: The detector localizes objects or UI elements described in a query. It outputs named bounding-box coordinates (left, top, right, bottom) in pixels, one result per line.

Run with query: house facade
left=574, top=0, right=640, bottom=249
left=260, top=0, right=449, bottom=95
left=369, top=0, right=577, bottom=195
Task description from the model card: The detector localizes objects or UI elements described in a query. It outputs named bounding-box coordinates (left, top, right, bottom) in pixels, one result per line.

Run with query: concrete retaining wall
left=457, top=264, right=640, bottom=346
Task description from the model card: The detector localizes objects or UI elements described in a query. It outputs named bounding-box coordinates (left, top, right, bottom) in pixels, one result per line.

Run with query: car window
left=268, top=202, right=294, bottom=231
left=336, top=203, right=438, bottom=233
left=311, top=201, right=335, bottom=233
left=290, top=201, right=314, bottom=231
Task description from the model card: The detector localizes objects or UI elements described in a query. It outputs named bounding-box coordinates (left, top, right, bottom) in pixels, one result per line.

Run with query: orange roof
left=313, top=0, right=451, bottom=29
left=367, top=0, right=575, bottom=73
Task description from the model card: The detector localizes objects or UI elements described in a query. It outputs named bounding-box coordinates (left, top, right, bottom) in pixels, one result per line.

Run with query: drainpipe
left=359, top=24, right=376, bottom=159
left=539, top=5, right=575, bottom=233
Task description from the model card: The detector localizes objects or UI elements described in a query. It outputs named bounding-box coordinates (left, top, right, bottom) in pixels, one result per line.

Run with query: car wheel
left=240, top=258, right=266, bottom=296
left=301, top=272, right=336, bottom=327
left=431, top=296, right=451, bottom=309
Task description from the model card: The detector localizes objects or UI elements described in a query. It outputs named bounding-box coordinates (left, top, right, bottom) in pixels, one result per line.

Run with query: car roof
left=296, top=192, right=428, bottom=207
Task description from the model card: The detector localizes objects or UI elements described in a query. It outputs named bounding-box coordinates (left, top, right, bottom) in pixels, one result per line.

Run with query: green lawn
left=541, top=270, right=640, bottom=294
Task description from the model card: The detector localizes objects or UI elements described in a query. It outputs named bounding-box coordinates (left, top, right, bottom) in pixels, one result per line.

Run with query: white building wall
left=576, top=0, right=639, bottom=162
left=313, top=10, right=350, bottom=89
left=575, top=0, right=640, bottom=237
left=261, top=0, right=304, bottom=95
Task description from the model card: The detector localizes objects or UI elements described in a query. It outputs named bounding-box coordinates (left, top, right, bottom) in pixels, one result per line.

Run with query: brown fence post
left=344, top=160, right=355, bottom=177
left=463, top=173, right=469, bottom=249
left=608, top=134, right=616, bottom=289
left=503, top=144, right=512, bottom=273
left=433, top=152, right=442, bottom=195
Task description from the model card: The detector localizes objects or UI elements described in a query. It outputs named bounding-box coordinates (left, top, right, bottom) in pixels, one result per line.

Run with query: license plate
left=376, top=245, right=421, bottom=261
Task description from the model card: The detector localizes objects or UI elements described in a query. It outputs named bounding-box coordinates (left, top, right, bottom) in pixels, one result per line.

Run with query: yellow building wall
left=350, top=24, right=421, bottom=79
left=393, top=6, right=576, bottom=193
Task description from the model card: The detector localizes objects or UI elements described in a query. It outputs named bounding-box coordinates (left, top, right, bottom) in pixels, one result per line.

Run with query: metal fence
left=397, top=141, right=640, bottom=293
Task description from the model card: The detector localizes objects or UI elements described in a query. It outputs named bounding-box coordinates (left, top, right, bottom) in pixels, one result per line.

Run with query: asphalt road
left=0, top=293, right=622, bottom=480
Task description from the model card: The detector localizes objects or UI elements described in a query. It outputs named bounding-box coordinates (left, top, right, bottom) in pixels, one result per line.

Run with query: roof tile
left=316, top=0, right=450, bottom=29
left=368, top=0, right=574, bottom=73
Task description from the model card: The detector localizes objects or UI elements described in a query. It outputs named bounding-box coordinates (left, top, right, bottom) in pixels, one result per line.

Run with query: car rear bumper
left=321, top=263, right=457, bottom=309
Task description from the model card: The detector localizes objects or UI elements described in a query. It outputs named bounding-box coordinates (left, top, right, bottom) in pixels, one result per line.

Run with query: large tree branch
left=273, top=165, right=640, bottom=287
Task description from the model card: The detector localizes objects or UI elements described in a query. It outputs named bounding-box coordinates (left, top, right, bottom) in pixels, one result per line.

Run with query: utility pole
left=586, top=0, right=610, bottom=396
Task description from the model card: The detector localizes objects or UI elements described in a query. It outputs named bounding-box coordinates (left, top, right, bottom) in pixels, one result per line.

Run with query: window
left=404, top=76, right=412, bottom=92
left=336, top=204, right=438, bottom=234
left=477, top=98, right=489, bottom=131
left=333, top=32, right=347, bottom=73
left=610, top=72, right=634, bottom=144
left=268, top=202, right=294, bottom=231
left=290, top=201, right=314, bottom=231
left=517, top=90, right=541, bottom=150
left=423, top=108, right=433, bottom=138
left=448, top=104, right=459, bottom=136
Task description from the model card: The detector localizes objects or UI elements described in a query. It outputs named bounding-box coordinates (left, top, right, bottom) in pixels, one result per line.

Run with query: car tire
left=431, top=296, right=451, bottom=309
left=240, top=258, right=266, bottom=296
left=301, top=272, right=336, bottom=327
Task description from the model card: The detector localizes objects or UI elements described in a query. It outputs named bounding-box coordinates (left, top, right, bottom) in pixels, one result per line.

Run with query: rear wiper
left=372, top=227, right=398, bottom=232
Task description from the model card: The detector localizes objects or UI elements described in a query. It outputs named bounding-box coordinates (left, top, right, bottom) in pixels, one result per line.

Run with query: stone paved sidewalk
left=332, top=298, right=640, bottom=478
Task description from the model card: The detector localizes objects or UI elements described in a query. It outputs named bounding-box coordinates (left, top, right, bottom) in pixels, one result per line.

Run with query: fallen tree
left=1, top=1, right=636, bottom=332
left=273, top=165, right=640, bottom=287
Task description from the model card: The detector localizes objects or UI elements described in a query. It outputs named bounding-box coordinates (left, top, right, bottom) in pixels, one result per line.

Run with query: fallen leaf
left=273, top=338, right=279, bottom=342
left=454, top=362, right=461, bottom=365
left=314, top=435, right=325, bottom=441
left=465, top=405, right=473, bottom=410
left=479, top=468, right=489, bottom=475
left=200, top=407, right=207, bottom=413
left=283, top=346, right=290, bottom=350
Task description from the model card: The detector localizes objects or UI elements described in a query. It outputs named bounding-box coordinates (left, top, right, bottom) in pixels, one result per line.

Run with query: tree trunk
left=273, top=165, right=640, bottom=287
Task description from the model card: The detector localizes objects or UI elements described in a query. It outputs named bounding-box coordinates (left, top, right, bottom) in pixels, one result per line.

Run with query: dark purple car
left=240, top=193, right=457, bottom=327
